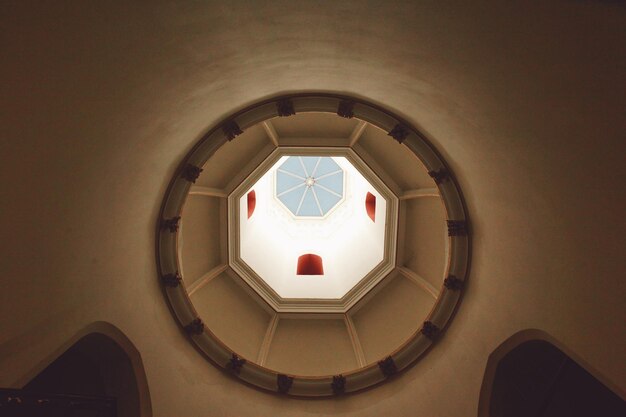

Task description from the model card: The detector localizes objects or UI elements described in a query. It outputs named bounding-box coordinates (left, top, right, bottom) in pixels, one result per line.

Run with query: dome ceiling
left=232, top=149, right=396, bottom=305
left=157, top=94, right=469, bottom=396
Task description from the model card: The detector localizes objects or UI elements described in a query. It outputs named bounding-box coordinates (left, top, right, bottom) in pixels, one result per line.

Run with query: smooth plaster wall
left=403, top=197, right=448, bottom=288
left=1, top=1, right=624, bottom=416
left=266, top=318, right=358, bottom=377
left=180, top=195, right=222, bottom=284
left=191, top=273, right=271, bottom=361
left=352, top=274, right=435, bottom=365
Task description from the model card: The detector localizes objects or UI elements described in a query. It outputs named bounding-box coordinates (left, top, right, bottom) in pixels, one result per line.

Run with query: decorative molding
left=161, top=216, right=180, bottom=233
left=187, top=264, right=229, bottom=296
left=223, top=120, right=243, bottom=140
left=388, top=124, right=410, bottom=144
left=378, top=356, right=397, bottom=377
left=257, top=314, right=279, bottom=365
left=428, top=168, right=449, bottom=185
left=262, top=120, right=280, bottom=146
left=228, top=147, right=399, bottom=313
left=399, top=188, right=439, bottom=200
left=331, top=375, right=346, bottom=395
left=227, top=353, right=246, bottom=375
left=161, top=272, right=182, bottom=288
left=337, top=100, right=355, bottom=118
left=157, top=93, right=470, bottom=397
left=444, top=275, right=463, bottom=290
left=421, top=321, right=440, bottom=339
left=397, top=267, right=438, bottom=299
left=182, top=163, right=203, bottom=183
left=447, top=220, right=467, bottom=236
left=184, top=318, right=204, bottom=335
left=276, top=99, right=295, bottom=117
left=348, top=120, right=367, bottom=147
left=189, top=185, right=227, bottom=198
left=344, top=315, right=367, bottom=367
left=277, top=374, right=293, bottom=394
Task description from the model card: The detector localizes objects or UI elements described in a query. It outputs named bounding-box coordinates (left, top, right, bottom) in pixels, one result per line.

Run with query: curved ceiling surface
left=237, top=153, right=391, bottom=300
left=159, top=94, right=469, bottom=395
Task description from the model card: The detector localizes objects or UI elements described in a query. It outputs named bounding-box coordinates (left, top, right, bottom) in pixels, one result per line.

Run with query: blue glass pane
left=315, top=172, right=343, bottom=195
left=278, top=188, right=304, bottom=213
left=315, top=158, right=341, bottom=177
left=315, top=188, right=341, bottom=213
left=300, top=156, right=319, bottom=177
left=276, top=173, right=303, bottom=194
left=279, top=157, right=305, bottom=176
left=299, top=188, right=322, bottom=216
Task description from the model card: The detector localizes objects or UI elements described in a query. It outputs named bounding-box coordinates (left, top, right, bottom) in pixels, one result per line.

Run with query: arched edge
left=13, top=321, right=153, bottom=417
left=477, top=329, right=626, bottom=417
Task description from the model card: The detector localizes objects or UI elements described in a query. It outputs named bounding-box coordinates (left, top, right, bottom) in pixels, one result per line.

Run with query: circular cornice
left=156, top=93, right=470, bottom=397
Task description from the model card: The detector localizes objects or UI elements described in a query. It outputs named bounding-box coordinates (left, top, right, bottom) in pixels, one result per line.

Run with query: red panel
left=297, top=254, right=324, bottom=275
left=247, top=190, right=256, bottom=219
left=365, top=192, right=376, bottom=222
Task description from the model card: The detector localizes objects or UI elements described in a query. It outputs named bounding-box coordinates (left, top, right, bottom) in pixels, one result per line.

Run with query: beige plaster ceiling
left=1, top=1, right=624, bottom=416
left=178, top=112, right=445, bottom=377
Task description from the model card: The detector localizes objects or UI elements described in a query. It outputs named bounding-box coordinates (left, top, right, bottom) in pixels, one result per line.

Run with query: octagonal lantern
left=228, top=147, right=398, bottom=313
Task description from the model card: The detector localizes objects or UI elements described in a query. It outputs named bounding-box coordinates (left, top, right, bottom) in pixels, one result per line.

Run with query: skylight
left=276, top=156, right=344, bottom=217
left=235, top=152, right=393, bottom=300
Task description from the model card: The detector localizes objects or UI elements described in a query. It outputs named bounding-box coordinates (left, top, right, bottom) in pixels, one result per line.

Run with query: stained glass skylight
left=276, top=156, right=344, bottom=217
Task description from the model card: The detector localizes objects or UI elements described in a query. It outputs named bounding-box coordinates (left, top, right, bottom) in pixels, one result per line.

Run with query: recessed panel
left=352, top=274, right=436, bottom=364
left=271, top=112, right=358, bottom=138
left=402, top=197, right=448, bottom=289
left=196, top=124, right=271, bottom=189
left=191, top=273, right=271, bottom=361
left=265, top=318, right=357, bottom=376
left=359, top=125, right=434, bottom=190
left=180, top=195, right=223, bottom=285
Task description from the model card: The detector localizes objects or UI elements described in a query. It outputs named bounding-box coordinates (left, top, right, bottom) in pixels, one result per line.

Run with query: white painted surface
left=240, top=156, right=387, bottom=299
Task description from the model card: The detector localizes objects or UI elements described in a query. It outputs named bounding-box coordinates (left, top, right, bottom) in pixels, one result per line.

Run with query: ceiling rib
left=348, top=120, right=368, bottom=147
left=399, top=188, right=439, bottom=200
left=224, top=143, right=275, bottom=195
left=177, top=221, right=185, bottom=279
left=277, top=137, right=348, bottom=147
left=262, top=120, right=280, bottom=147
left=344, top=314, right=367, bottom=368
left=257, top=314, right=279, bottom=366
left=187, top=264, right=229, bottom=296
left=352, top=143, right=402, bottom=196
left=397, top=267, right=439, bottom=299
left=189, top=186, right=227, bottom=198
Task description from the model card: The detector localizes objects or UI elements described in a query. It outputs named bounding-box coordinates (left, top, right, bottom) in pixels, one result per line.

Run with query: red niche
left=247, top=190, right=256, bottom=219
left=297, top=254, right=324, bottom=275
left=365, top=192, right=376, bottom=222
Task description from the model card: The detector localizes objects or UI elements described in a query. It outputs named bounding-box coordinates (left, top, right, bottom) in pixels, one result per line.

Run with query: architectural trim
left=261, top=120, right=280, bottom=146
left=157, top=93, right=470, bottom=397
left=399, top=188, right=439, bottom=200
left=228, top=146, right=399, bottom=313
left=397, top=267, right=439, bottom=299
left=189, top=186, right=227, bottom=198
left=186, top=264, right=228, bottom=296
left=344, top=315, right=367, bottom=368
left=257, top=314, right=278, bottom=366
left=348, top=120, right=367, bottom=146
